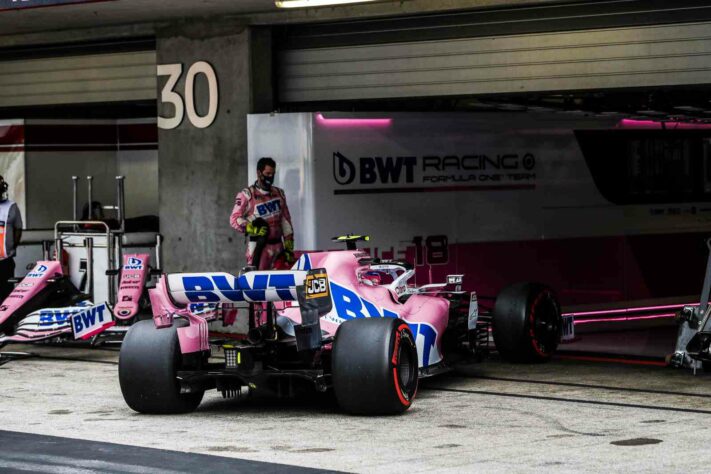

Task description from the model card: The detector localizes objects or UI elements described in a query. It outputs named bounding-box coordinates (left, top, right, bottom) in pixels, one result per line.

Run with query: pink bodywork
left=0, top=261, right=63, bottom=327
left=149, top=276, right=210, bottom=354
left=153, top=250, right=450, bottom=366
left=282, top=251, right=450, bottom=342
left=113, top=253, right=150, bottom=320
left=0, top=326, right=68, bottom=344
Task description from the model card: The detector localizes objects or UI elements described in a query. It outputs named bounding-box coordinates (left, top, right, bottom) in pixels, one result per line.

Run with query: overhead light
left=276, top=0, right=379, bottom=8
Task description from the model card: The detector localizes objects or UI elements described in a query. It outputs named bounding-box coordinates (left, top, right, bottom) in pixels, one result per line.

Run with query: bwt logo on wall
left=332, top=151, right=537, bottom=190
left=333, top=152, right=416, bottom=185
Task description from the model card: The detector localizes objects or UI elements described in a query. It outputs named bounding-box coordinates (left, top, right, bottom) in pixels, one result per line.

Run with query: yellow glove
left=284, top=239, right=295, bottom=263
left=246, top=221, right=268, bottom=237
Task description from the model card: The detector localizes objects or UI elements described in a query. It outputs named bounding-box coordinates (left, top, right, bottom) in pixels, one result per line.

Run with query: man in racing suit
left=230, top=157, right=294, bottom=270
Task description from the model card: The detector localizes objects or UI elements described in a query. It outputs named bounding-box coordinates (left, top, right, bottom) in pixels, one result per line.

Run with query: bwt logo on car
left=180, top=273, right=297, bottom=302
left=333, top=152, right=416, bottom=185
left=72, top=305, right=108, bottom=334
left=330, top=281, right=439, bottom=367
left=124, top=257, right=143, bottom=270
left=39, top=309, right=76, bottom=326
left=27, top=264, right=49, bottom=278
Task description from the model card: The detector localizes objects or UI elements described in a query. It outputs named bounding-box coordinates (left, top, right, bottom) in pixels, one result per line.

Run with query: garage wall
left=26, top=154, right=117, bottom=228
left=24, top=121, right=119, bottom=228
left=117, top=119, right=158, bottom=219
left=157, top=22, right=253, bottom=273
left=24, top=120, right=157, bottom=228
left=0, top=50, right=156, bottom=107
left=279, top=21, right=711, bottom=102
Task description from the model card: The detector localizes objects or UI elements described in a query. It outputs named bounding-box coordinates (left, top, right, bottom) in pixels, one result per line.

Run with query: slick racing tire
left=492, top=282, right=561, bottom=363
left=119, top=319, right=204, bottom=414
left=332, top=318, right=418, bottom=415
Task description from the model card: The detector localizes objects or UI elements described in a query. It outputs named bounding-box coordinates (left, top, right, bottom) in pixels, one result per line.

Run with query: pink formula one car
left=0, top=177, right=164, bottom=351
left=0, top=254, right=152, bottom=348
left=119, top=235, right=564, bottom=415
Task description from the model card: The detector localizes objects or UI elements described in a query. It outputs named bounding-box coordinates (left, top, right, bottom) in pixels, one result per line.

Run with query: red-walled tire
left=332, top=318, right=418, bottom=415
left=492, top=282, right=561, bottom=363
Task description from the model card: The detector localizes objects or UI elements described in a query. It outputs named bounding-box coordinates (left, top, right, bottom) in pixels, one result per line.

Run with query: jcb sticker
left=305, top=273, right=329, bottom=299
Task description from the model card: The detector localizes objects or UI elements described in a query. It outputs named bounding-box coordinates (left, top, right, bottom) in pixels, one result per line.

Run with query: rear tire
left=119, top=319, right=204, bottom=414
left=332, top=318, right=418, bottom=415
left=492, top=282, right=561, bottom=363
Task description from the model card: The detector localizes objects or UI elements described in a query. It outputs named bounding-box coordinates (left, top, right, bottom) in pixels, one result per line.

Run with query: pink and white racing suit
left=230, top=184, right=293, bottom=270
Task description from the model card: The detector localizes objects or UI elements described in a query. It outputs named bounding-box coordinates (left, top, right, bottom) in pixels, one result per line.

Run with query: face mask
left=261, top=175, right=274, bottom=189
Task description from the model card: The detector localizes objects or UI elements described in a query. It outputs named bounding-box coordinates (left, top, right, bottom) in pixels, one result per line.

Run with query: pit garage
left=1, top=0, right=711, bottom=472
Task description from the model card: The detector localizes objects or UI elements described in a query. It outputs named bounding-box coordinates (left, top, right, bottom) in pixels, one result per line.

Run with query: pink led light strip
left=315, top=113, right=392, bottom=127
left=564, top=302, right=697, bottom=318
left=618, top=119, right=711, bottom=130
left=565, top=302, right=701, bottom=325
left=574, top=313, right=677, bottom=325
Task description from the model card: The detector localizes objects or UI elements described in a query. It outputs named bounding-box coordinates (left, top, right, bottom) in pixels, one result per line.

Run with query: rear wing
left=166, top=270, right=307, bottom=305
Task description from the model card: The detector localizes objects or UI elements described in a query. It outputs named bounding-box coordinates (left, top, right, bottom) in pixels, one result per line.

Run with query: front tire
left=492, top=282, right=561, bottom=363
left=119, top=319, right=204, bottom=414
left=332, top=318, right=418, bottom=415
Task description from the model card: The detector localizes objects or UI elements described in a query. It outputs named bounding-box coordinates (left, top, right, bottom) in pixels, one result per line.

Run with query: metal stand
left=670, top=238, right=711, bottom=371
left=63, top=175, right=129, bottom=304
left=85, top=237, right=94, bottom=301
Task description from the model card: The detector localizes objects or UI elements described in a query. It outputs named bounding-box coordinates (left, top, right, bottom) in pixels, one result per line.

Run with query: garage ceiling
left=0, top=0, right=278, bottom=36
left=0, top=0, right=566, bottom=37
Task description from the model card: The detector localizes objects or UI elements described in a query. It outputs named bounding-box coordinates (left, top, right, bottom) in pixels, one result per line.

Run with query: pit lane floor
left=1, top=344, right=711, bottom=473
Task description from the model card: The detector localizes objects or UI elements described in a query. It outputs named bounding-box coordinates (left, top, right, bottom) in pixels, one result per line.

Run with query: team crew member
left=0, top=176, right=22, bottom=301
left=230, top=157, right=294, bottom=270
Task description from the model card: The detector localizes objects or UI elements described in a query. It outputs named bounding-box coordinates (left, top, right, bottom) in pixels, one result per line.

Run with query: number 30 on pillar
left=157, top=61, right=219, bottom=130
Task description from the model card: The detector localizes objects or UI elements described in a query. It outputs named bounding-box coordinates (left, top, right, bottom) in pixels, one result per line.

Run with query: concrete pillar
left=156, top=21, right=271, bottom=272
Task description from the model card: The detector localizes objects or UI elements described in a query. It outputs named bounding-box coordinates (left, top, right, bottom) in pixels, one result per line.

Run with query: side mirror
left=447, top=274, right=464, bottom=291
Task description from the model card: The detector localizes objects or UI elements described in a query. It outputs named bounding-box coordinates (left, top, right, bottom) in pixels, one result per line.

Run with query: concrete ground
left=1, top=343, right=711, bottom=473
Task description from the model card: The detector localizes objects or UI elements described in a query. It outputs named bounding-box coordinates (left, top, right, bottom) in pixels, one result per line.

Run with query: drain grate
left=610, top=438, right=663, bottom=446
